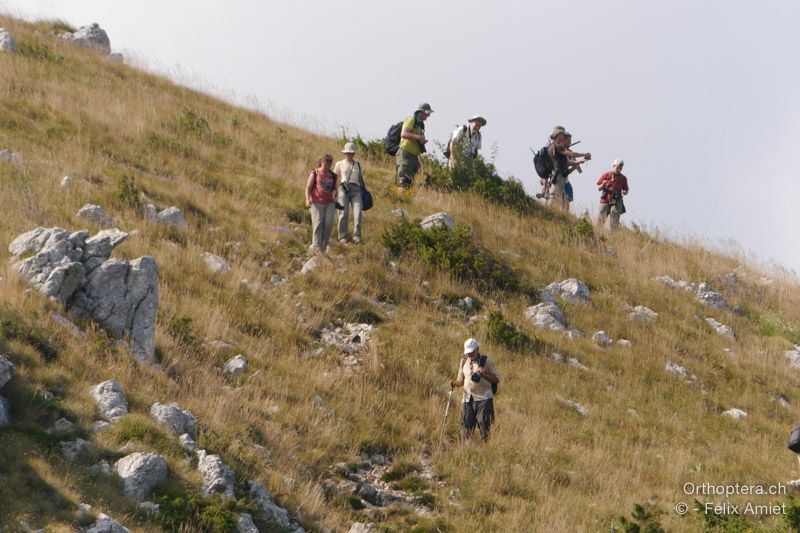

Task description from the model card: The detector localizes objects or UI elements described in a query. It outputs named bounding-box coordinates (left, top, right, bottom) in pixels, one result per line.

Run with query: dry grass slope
left=2, top=15, right=800, bottom=533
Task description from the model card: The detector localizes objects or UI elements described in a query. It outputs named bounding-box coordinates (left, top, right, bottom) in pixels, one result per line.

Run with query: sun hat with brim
left=417, top=103, right=434, bottom=113
left=468, top=115, right=487, bottom=126
left=341, top=142, right=357, bottom=154
left=550, top=126, right=567, bottom=139
left=463, top=338, right=480, bottom=354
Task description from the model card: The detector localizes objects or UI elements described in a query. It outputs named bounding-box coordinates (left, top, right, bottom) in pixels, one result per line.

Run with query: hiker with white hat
left=450, top=338, right=500, bottom=442
left=397, top=103, right=433, bottom=188
left=596, top=159, right=630, bottom=230
left=333, top=142, right=367, bottom=244
left=447, top=115, right=486, bottom=169
left=541, top=126, right=592, bottom=210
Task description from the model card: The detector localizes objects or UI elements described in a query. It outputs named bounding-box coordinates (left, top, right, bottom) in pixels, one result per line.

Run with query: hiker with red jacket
left=305, top=154, right=338, bottom=253
left=596, top=159, right=629, bottom=230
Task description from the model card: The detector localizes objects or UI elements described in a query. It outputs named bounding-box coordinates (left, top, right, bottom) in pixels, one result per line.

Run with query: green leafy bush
left=382, top=221, right=522, bottom=293
left=153, top=488, right=238, bottom=532
left=560, top=218, right=597, bottom=246
left=617, top=503, right=666, bottom=533
left=17, top=42, right=63, bottom=62
left=114, top=173, right=141, bottom=210
left=486, top=311, right=540, bottom=352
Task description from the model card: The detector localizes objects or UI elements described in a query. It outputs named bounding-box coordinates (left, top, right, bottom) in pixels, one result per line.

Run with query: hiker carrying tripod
left=534, top=126, right=592, bottom=211
left=449, top=338, right=500, bottom=442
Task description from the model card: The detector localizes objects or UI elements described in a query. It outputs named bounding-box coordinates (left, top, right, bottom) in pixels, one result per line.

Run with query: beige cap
left=341, top=142, right=357, bottom=154
left=468, top=115, right=487, bottom=126
left=417, top=103, right=434, bottom=113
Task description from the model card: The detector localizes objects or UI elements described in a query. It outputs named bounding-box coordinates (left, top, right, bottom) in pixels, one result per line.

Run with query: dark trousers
left=461, top=397, right=494, bottom=441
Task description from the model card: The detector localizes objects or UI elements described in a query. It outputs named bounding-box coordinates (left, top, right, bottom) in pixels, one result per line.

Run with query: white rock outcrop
left=197, top=450, right=235, bottom=499
left=665, top=361, right=697, bottom=386
left=0, top=28, right=16, bottom=54
left=115, top=452, right=168, bottom=500
left=0, top=149, right=23, bottom=164
left=629, top=305, right=658, bottom=324
left=150, top=403, right=197, bottom=438
left=202, top=252, right=230, bottom=274
left=86, top=513, right=130, bottom=533
left=237, top=514, right=259, bottom=533
left=0, top=355, right=14, bottom=389
left=540, top=278, right=590, bottom=303
left=420, top=212, right=454, bottom=231
left=224, top=354, right=248, bottom=375
left=249, top=480, right=294, bottom=530
left=705, top=317, right=734, bottom=339
left=9, top=227, right=158, bottom=362
left=786, top=346, right=800, bottom=369
left=525, top=303, right=566, bottom=331
left=656, top=276, right=729, bottom=310
left=77, top=204, right=113, bottom=228
left=592, top=331, right=612, bottom=347
left=300, top=255, right=322, bottom=275
left=722, top=408, right=747, bottom=420
left=60, top=438, right=92, bottom=462
left=321, top=323, right=374, bottom=354
left=91, top=380, right=128, bottom=422
left=556, top=395, right=588, bottom=417
left=61, top=23, right=111, bottom=54
left=154, top=207, right=187, bottom=229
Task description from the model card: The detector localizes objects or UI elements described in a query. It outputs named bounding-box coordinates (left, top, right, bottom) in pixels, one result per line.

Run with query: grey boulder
left=420, top=212, right=454, bottom=231
left=91, top=379, right=128, bottom=422
left=0, top=28, right=16, bottom=53
left=203, top=252, right=230, bottom=274
left=60, top=438, right=92, bottom=462
left=115, top=452, right=168, bottom=500
left=249, top=480, right=293, bottom=529
left=150, top=402, right=197, bottom=438
left=224, top=354, right=248, bottom=375
left=540, top=278, right=590, bottom=303
left=86, top=514, right=130, bottom=533
left=61, top=23, right=111, bottom=54
left=705, top=317, right=734, bottom=338
left=0, top=396, right=9, bottom=427
left=0, top=149, right=22, bottom=164
left=237, top=514, right=259, bottom=533
left=0, top=355, right=14, bottom=389
left=77, top=204, right=113, bottom=228
left=524, top=303, right=566, bottom=331
left=197, top=450, right=235, bottom=499
left=155, top=207, right=187, bottom=229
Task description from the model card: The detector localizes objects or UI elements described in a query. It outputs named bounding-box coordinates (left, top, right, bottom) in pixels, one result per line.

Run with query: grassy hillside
left=2, top=15, right=800, bottom=532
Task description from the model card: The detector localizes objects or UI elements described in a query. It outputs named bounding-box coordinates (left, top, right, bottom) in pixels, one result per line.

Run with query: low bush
left=382, top=221, right=522, bottom=293
left=486, top=311, right=541, bottom=353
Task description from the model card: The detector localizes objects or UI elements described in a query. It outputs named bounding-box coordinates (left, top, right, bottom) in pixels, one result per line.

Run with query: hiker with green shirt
left=397, top=103, right=433, bottom=188
left=450, top=338, right=500, bottom=442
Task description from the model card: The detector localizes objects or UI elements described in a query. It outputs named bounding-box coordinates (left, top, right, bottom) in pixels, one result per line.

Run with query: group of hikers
left=304, top=103, right=632, bottom=254
left=303, top=105, right=632, bottom=442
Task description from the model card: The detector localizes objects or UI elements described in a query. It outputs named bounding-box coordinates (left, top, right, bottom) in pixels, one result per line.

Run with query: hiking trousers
left=547, top=175, right=569, bottom=211
left=461, top=397, right=494, bottom=441
left=309, top=202, right=336, bottom=252
left=597, top=201, right=624, bottom=230
left=396, top=149, right=420, bottom=187
left=337, top=185, right=363, bottom=241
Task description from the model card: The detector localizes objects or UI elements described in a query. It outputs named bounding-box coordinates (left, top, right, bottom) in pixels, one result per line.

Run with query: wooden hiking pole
left=437, top=388, right=454, bottom=454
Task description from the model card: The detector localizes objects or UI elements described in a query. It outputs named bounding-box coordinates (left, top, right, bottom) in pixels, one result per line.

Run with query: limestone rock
left=786, top=346, right=800, bottom=369
left=0, top=355, right=14, bottom=389
left=91, top=379, right=128, bottom=422
left=556, top=395, right=588, bottom=417
left=77, top=204, right=113, bottom=228
left=60, top=438, right=92, bottom=462
left=155, top=207, right=187, bottom=229
left=179, top=433, right=197, bottom=451
left=349, top=524, right=377, bottom=533
left=524, top=303, right=566, bottom=331
left=249, top=480, right=292, bottom=529
left=138, top=501, right=159, bottom=513
left=203, top=252, right=230, bottom=274
left=391, top=208, right=407, bottom=218
left=86, top=514, right=130, bottom=533
left=420, top=212, right=454, bottom=231
left=656, top=276, right=729, bottom=309
left=722, top=408, right=747, bottom=420
left=300, top=255, right=322, bottom=275
left=0, top=396, right=9, bottom=427
left=0, top=149, right=22, bottom=164
left=197, top=450, right=235, bottom=499
left=592, top=331, right=612, bottom=347
left=70, top=256, right=158, bottom=362
left=665, top=361, right=697, bottom=386
left=540, top=278, right=590, bottom=303
left=0, top=28, right=17, bottom=53
left=51, top=311, right=83, bottom=338
left=705, top=317, right=734, bottom=338
left=61, top=23, right=111, bottom=54
left=109, top=52, right=124, bottom=63
left=629, top=305, right=658, bottom=324
left=60, top=175, right=72, bottom=189
left=224, top=354, right=248, bottom=375
left=270, top=274, right=287, bottom=285
left=48, top=417, right=76, bottom=434
left=115, top=452, right=168, bottom=500
left=150, top=402, right=197, bottom=438
left=320, top=323, right=374, bottom=353
left=617, top=339, right=632, bottom=347
left=237, top=513, right=259, bottom=533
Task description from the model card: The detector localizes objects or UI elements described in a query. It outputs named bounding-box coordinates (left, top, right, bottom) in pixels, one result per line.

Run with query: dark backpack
left=789, top=425, right=800, bottom=453
left=533, top=145, right=553, bottom=179
left=384, top=122, right=403, bottom=156
left=443, top=125, right=467, bottom=160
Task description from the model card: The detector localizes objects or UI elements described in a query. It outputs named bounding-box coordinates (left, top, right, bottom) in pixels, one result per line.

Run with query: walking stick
left=437, top=388, right=454, bottom=454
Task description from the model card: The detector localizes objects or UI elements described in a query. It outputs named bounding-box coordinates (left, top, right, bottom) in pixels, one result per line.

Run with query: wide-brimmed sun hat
left=550, top=125, right=568, bottom=139
left=468, top=115, right=487, bottom=126
left=417, top=102, right=434, bottom=113
left=341, top=142, right=357, bottom=154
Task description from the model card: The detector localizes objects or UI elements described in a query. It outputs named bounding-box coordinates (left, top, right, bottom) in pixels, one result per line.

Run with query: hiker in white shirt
left=333, top=142, right=366, bottom=244
left=448, top=115, right=486, bottom=169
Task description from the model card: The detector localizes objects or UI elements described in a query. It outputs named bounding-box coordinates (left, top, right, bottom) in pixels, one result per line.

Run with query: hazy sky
left=2, top=0, right=799, bottom=271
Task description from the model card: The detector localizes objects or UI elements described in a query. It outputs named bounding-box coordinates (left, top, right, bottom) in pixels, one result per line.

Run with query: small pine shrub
left=486, top=311, right=540, bottom=352
left=177, top=107, right=209, bottom=137
left=153, top=487, right=238, bottom=532
left=784, top=497, right=800, bottom=530
left=617, top=503, right=666, bottom=533
left=114, top=173, right=141, bottom=210
left=382, top=221, right=521, bottom=293
left=17, top=42, right=63, bottom=63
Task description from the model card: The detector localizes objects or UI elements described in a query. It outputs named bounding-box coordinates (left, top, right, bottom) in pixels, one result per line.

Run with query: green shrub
left=424, top=156, right=543, bottom=217
left=153, top=486, right=238, bottom=533
left=560, top=218, right=597, bottom=246
left=338, top=132, right=388, bottom=164
left=784, top=497, right=800, bottom=530
left=617, top=503, right=666, bottom=533
left=114, top=174, right=141, bottom=210
left=382, top=461, right=420, bottom=482
left=178, top=107, right=209, bottom=137
left=486, top=311, right=540, bottom=352
left=382, top=221, right=521, bottom=293
left=17, top=42, right=63, bottom=63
